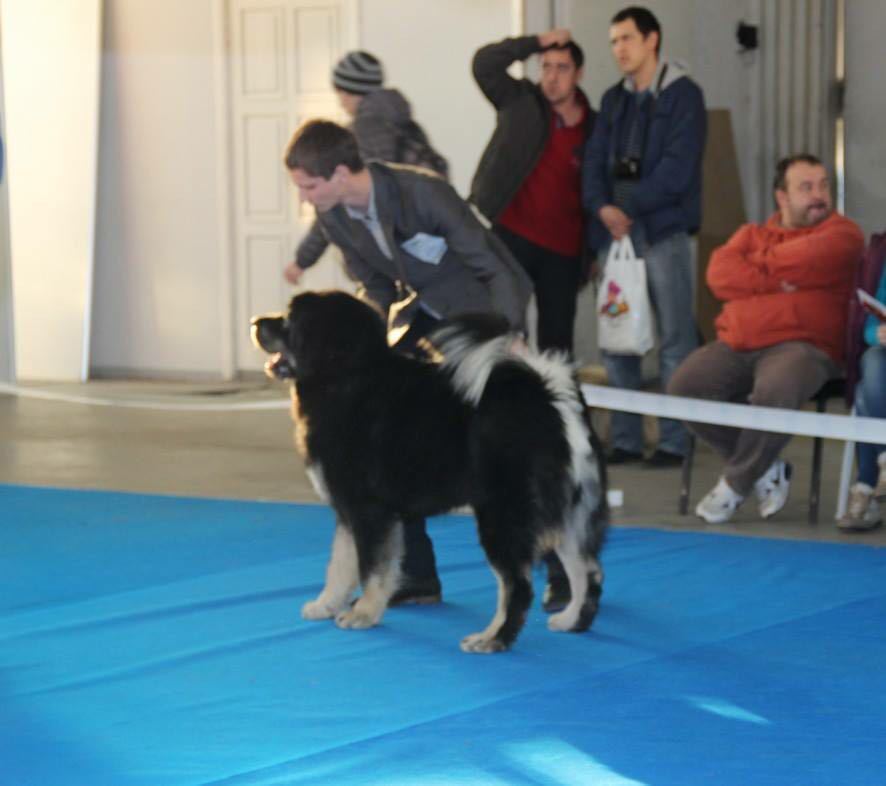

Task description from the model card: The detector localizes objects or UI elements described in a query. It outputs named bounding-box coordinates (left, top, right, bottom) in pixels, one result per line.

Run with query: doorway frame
left=213, top=0, right=360, bottom=380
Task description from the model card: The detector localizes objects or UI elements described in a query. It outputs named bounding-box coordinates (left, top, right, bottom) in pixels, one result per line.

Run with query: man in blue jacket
left=583, top=6, right=706, bottom=468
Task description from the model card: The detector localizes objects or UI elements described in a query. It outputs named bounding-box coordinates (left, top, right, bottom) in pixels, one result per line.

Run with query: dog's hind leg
left=547, top=508, right=605, bottom=633
left=547, top=545, right=605, bottom=633
left=547, top=462, right=607, bottom=633
left=546, top=531, right=589, bottom=633
left=335, top=520, right=404, bottom=630
left=302, top=523, right=360, bottom=620
left=578, top=557, right=604, bottom=631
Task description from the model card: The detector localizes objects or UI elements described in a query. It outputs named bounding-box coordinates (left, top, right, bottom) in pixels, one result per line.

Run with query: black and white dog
left=252, top=290, right=607, bottom=653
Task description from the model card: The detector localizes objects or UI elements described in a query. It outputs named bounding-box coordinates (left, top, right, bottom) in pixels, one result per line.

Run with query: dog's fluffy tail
left=429, top=315, right=603, bottom=492
left=428, top=313, right=528, bottom=407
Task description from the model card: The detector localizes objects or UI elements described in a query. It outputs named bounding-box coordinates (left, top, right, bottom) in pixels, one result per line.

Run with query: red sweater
left=707, top=212, right=864, bottom=363
left=497, top=108, right=587, bottom=257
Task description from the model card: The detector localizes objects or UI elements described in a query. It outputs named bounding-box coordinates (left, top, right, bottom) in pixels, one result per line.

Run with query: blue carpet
left=2, top=484, right=886, bottom=785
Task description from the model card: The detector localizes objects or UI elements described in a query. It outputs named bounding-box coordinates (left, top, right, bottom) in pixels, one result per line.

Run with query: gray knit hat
left=332, top=50, right=384, bottom=95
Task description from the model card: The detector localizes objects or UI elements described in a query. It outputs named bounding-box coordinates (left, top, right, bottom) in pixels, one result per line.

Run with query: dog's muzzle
left=265, top=353, right=295, bottom=380
left=250, top=316, right=295, bottom=380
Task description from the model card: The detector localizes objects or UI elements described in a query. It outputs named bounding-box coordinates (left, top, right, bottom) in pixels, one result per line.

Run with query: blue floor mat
left=2, top=484, right=885, bottom=785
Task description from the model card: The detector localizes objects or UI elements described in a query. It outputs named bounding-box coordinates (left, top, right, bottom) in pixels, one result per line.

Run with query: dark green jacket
left=469, top=35, right=595, bottom=223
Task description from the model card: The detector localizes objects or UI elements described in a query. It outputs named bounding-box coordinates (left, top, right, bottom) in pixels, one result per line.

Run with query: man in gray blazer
left=283, top=119, right=531, bottom=602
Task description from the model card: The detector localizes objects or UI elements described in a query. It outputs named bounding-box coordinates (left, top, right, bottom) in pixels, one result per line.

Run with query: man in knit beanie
left=285, top=51, right=448, bottom=285
left=332, top=50, right=385, bottom=112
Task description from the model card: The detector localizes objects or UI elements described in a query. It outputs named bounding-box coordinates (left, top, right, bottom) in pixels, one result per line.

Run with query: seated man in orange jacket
left=668, top=154, right=864, bottom=524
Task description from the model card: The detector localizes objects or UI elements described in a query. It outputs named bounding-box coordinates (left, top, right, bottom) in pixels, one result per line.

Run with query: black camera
left=613, top=156, right=641, bottom=180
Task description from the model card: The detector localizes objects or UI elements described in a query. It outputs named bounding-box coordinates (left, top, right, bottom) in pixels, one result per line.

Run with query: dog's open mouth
left=265, top=352, right=294, bottom=380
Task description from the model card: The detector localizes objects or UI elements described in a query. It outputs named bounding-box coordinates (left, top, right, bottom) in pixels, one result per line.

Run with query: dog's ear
left=250, top=315, right=287, bottom=354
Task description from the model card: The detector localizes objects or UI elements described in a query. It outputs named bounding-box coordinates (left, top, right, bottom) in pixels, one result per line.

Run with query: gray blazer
left=316, top=162, right=532, bottom=330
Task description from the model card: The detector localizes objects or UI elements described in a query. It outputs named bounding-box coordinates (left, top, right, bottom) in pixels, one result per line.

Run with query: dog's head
left=251, top=290, right=389, bottom=381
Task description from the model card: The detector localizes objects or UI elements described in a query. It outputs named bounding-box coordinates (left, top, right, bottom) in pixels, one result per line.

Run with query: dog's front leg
left=302, top=524, right=359, bottom=620
left=335, top=520, right=404, bottom=630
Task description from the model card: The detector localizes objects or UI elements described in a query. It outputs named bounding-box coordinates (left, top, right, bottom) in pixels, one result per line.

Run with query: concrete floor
left=2, top=379, right=884, bottom=547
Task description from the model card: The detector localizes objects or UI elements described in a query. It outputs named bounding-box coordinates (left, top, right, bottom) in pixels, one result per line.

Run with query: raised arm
left=472, top=34, right=548, bottom=109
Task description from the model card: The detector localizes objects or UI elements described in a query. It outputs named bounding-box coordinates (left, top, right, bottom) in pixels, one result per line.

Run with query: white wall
left=1, top=0, right=101, bottom=381
left=845, top=0, right=886, bottom=240
left=0, top=18, right=13, bottom=383
left=90, top=0, right=224, bottom=378
left=360, top=0, right=514, bottom=198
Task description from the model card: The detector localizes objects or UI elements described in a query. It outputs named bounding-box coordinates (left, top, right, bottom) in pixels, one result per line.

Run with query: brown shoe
left=389, top=577, right=442, bottom=606
left=837, top=483, right=882, bottom=532
left=874, top=453, right=886, bottom=503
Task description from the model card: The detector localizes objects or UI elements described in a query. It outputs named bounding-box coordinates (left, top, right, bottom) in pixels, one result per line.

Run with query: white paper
left=857, top=288, right=886, bottom=321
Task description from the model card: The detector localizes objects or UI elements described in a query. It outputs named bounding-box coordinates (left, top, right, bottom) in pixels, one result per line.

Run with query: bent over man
left=284, top=119, right=532, bottom=603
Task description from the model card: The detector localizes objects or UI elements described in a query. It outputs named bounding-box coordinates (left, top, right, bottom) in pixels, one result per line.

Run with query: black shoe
left=643, top=449, right=685, bottom=469
left=390, top=577, right=442, bottom=606
left=606, top=447, right=644, bottom=465
left=542, top=573, right=571, bottom=614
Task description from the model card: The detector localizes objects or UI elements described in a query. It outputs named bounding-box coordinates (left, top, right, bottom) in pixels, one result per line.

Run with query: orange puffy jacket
left=707, top=212, right=864, bottom=364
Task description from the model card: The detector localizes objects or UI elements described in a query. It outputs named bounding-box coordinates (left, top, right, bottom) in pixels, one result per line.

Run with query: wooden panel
left=293, top=7, right=339, bottom=95
left=239, top=7, right=285, bottom=98
left=697, top=109, right=748, bottom=342
left=242, top=114, right=287, bottom=219
left=229, top=0, right=353, bottom=371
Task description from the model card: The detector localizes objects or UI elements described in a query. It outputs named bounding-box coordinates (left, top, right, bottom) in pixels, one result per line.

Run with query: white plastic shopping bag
left=596, top=236, right=654, bottom=355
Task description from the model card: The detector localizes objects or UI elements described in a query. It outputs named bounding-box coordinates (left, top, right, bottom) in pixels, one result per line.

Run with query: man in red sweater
left=668, top=154, right=864, bottom=524
left=471, top=30, right=595, bottom=355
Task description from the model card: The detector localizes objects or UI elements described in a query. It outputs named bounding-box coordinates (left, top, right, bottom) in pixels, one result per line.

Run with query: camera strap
left=612, top=63, right=669, bottom=165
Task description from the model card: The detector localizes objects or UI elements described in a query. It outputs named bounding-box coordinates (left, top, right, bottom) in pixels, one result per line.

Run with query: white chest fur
left=305, top=463, right=330, bottom=503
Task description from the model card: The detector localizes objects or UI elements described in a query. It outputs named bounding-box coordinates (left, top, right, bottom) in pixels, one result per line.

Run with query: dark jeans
left=855, top=345, right=886, bottom=486
left=494, top=224, right=581, bottom=355
left=392, top=308, right=442, bottom=583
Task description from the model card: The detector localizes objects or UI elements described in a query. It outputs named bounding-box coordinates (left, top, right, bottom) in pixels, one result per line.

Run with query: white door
left=228, top=0, right=357, bottom=373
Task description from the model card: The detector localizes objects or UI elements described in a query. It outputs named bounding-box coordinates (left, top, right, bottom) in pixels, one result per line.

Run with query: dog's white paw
left=334, top=605, right=381, bottom=629
left=460, top=632, right=509, bottom=654
left=547, top=608, right=580, bottom=632
left=301, top=598, right=337, bottom=620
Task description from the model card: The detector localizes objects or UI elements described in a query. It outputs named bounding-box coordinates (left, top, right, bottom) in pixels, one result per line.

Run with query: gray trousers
left=667, top=340, right=839, bottom=495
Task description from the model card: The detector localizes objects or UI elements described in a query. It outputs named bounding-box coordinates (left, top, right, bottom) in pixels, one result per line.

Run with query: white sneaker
left=754, top=460, right=792, bottom=519
left=696, top=477, right=745, bottom=524
left=837, top=483, right=882, bottom=532
left=875, top=452, right=886, bottom=503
